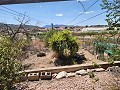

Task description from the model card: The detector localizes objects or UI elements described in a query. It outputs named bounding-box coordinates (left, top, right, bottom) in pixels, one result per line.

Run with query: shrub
left=92, top=62, right=101, bottom=68
left=109, top=48, right=120, bottom=61
left=0, top=36, right=25, bottom=90
left=44, top=30, right=57, bottom=47
left=49, top=30, right=79, bottom=59
left=38, top=32, right=46, bottom=42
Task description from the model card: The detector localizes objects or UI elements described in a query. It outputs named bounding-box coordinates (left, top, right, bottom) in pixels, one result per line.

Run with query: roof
left=82, top=27, right=108, bottom=32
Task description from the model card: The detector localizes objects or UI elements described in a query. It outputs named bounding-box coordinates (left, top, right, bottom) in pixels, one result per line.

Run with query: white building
left=81, top=27, right=108, bottom=32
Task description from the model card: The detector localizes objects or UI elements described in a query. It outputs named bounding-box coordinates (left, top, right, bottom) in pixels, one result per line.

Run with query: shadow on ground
left=54, top=53, right=86, bottom=66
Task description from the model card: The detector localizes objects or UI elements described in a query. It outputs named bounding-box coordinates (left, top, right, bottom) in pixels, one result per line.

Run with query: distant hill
left=0, top=23, right=40, bottom=29
left=43, top=24, right=72, bottom=28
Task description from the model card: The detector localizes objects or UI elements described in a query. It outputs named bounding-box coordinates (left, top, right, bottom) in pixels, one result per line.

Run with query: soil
left=22, top=49, right=104, bottom=70
left=18, top=48, right=120, bottom=90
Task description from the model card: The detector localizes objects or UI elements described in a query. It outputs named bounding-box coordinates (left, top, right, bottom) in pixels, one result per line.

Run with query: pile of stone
left=54, top=68, right=105, bottom=79
left=106, top=66, right=120, bottom=77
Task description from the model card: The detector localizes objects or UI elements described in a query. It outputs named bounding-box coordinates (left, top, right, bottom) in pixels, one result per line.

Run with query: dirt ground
left=19, top=48, right=120, bottom=90
left=15, top=72, right=120, bottom=90
left=22, top=49, right=104, bottom=70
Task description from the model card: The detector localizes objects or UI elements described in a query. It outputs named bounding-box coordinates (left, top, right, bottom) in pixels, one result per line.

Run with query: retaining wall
left=21, top=61, right=120, bottom=74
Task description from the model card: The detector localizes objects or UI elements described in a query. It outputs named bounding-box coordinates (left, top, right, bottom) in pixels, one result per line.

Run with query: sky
left=0, top=0, right=107, bottom=27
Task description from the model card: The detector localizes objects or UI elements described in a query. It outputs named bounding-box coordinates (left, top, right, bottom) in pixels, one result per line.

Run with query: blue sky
left=0, top=0, right=107, bottom=27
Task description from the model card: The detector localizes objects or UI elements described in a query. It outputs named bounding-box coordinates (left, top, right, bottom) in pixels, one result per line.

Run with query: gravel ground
left=15, top=72, right=120, bottom=90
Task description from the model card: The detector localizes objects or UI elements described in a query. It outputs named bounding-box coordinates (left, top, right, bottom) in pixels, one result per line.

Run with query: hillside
left=0, top=23, right=40, bottom=29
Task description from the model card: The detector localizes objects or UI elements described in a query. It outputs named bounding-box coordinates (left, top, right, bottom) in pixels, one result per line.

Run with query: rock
left=106, top=66, right=120, bottom=77
left=87, top=69, right=96, bottom=73
left=66, top=73, right=76, bottom=77
left=75, top=74, right=81, bottom=77
left=56, top=71, right=67, bottom=79
left=75, top=69, right=87, bottom=75
left=95, top=68, right=105, bottom=72
left=87, top=69, right=90, bottom=72
left=37, top=52, right=46, bottom=57
left=106, top=66, right=120, bottom=72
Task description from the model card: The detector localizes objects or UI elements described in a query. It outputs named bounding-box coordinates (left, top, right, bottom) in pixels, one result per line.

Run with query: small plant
left=92, top=62, right=101, bottom=68
left=90, top=73, right=99, bottom=90
left=88, top=71, right=95, bottom=78
left=72, top=60, right=78, bottom=65
left=108, top=59, right=115, bottom=65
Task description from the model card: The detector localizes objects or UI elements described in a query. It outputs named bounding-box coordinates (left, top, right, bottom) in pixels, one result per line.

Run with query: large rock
left=66, top=73, right=76, bottom=77
left=75, top=69, right=87, bottom=75
left=56, top=71, right=67, bottom=79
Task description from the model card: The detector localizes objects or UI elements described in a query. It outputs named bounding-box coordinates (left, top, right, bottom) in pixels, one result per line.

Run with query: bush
left=109, top=48, right=120, bottom=61
left=44, top=30, right=57, bottom=47
left=38, top=32, right=46, bottom=42
left=49, top=30, right=79, bottom=59
left=0, top=36, right=25, bottom=90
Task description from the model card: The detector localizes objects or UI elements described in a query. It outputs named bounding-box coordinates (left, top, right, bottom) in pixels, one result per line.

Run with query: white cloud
left=90, top=11, right=95, bottom=13
left=56, top=13, right=63, bottom=17
left=39, top=6, right=42, bottom=7
left=84, top=11, right=95, bottom=14
left=84, top=12, right=90, bottom=14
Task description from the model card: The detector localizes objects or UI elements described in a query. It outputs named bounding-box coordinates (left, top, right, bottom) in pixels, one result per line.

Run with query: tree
left=101, top=0, right=120, bottom=62
left=0, top=14, right=30, bottom=42
left=109, top=30, right=118, bottom=46
left=0, top=36, right=26, bottom=90
left=101, top=0, right=120, bottom=28
left=49, top=30, right=79, bottom=59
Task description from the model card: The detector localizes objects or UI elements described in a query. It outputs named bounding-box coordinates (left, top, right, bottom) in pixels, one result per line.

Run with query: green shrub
left=92, top=62, right=101, bottom=68
left=38, top=32, right=46, bottom=42
left=49, top=30, right=79, bottom=59
left=0, top=36, right=25, bottom=90
left=44, top=30, right=57, bottom=47
left=109, top=48, right=120, bottom=61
